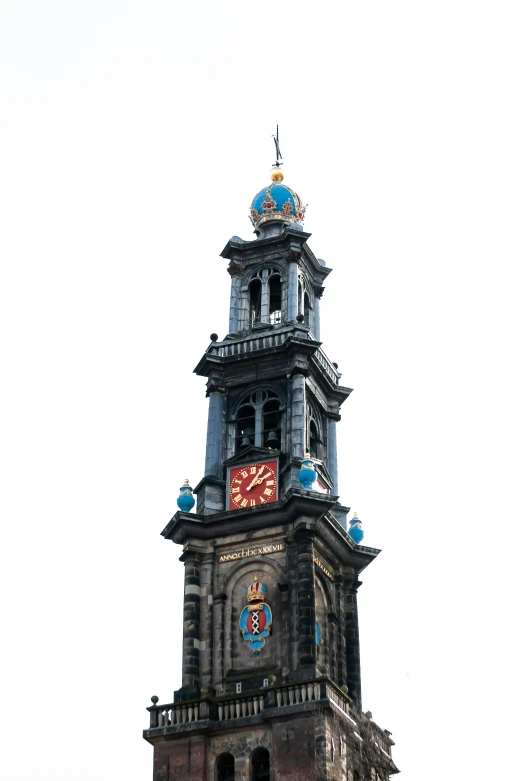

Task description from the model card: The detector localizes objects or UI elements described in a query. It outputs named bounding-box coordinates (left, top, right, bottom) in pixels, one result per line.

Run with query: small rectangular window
left=236, top=682, right=242, bottom=693
left=263, top=678, right=269, bottom=688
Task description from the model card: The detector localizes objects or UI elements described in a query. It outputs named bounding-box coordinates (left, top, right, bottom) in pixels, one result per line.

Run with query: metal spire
left=272, top=125, right=283, bottom=167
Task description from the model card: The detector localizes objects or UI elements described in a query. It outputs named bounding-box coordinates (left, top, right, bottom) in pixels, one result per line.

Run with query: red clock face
left=228, top=460, right=278, bottom=510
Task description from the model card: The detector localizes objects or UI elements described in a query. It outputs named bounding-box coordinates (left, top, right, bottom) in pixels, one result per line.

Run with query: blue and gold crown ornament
left=177, top=479, right=195, bottom=513
left=247, top=573, right=268, bottom=603
left=250, top=167, right=306, bottom=229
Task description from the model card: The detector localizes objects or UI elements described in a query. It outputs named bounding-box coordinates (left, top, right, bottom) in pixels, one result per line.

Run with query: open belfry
left=143, top=138, right=399, bottom=780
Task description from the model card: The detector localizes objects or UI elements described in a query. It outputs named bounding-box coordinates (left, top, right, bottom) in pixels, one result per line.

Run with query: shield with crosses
left=239, top=574, right=273, bottom=655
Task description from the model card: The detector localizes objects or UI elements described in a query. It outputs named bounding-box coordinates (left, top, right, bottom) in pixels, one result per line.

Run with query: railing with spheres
left=205, top=328, right=341, bottom=386
left=146, top=678, right=358, bottom=731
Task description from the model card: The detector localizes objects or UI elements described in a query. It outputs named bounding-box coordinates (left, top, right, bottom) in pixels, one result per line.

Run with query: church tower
left=143, top=150, right=399, bottom=781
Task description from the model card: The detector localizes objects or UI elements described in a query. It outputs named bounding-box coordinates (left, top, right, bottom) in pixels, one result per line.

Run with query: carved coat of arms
left=239, top=574, right=273, bottom=654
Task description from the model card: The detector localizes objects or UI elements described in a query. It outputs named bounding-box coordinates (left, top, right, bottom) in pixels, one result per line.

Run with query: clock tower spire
left=143, top=156, right=398, bottom=781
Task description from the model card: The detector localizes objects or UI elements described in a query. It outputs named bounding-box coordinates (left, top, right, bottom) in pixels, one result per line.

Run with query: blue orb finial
left=298, top=453, right=316, bottom=490
left=348, top=512, right=364, bottom=545
left=177, top=479, right=195, bottom=513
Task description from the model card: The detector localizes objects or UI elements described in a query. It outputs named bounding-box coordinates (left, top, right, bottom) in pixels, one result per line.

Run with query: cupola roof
left=250, top=167, right=306, bottom=230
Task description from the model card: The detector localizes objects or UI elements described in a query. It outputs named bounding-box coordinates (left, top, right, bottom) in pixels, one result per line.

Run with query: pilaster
left=296, top=530, right=317, bottom=671
left=212, top=591, right=227, bottom=693
left=287, top=260, right=299, bottom=321
left=204, top=389, right=225, bottom=479
left=181, top=550, right=201, bottom=692
left=199, top=553, right=214, bottom=690
left=345, top=578, right=362, bottom=706
left=228, top=271, right=242, bottom=334
left=291, top=373, right=306, bottom=463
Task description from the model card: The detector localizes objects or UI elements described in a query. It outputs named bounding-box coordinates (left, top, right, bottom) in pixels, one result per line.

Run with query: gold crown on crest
left=247, top=573, right=267, bottom=602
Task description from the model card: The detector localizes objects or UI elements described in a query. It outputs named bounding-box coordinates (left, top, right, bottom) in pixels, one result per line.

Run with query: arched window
left=234, top=390, right=282, bottom=453
left=247, top=267, right=285, bottom=328
left=269, top=274, right=282, bottom=324
left=251, top=747, right=270, bottom=781
left=216, top=752, right=235, bottom=781
left=250, top=278, right=262, bottom=326
left=307, top=400, right=323, bottom=460
left=309, top=419, right=319, bottom=459
left=262, top=396, right=281, bottom=449
left=236, top=404, right=256, bottom=451
left=304, top=291, right=311, bottom=327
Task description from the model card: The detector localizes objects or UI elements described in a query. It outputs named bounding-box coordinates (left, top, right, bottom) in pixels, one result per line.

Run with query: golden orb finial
left=270, top=165, right=284, bottom=183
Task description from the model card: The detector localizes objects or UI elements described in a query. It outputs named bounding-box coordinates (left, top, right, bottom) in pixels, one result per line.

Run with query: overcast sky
left=1, top=1, right=522, bottom=779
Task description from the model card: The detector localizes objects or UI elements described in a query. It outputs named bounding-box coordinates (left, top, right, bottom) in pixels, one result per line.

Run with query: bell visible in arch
left=241, top=426, right=254, bottom=447
left=266, top=429, right=279, bottom=446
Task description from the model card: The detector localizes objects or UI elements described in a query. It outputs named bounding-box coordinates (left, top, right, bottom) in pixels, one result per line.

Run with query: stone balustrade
left=206, top=329, right=291, bottom=357
left=146, top=678, right=355, bottom=731
left=313, top=346, right=340, bottom=386
left=205, top=329, right=341, bottom=386
left=153, top=701, right=201, bottom=728
left=274, top=681, right=322, bottom=706
left=217, top=694, right=265, bottom=721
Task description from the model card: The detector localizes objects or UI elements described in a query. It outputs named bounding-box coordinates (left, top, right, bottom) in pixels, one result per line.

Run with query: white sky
left=1, top=1, right=522, bottom=779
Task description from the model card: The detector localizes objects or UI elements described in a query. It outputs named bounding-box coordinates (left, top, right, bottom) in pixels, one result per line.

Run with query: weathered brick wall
left=209, top=725, right=271, bottom=780
left=150, top=708, right=386, bottom=781
left=153, top=737, right=207, bottom=781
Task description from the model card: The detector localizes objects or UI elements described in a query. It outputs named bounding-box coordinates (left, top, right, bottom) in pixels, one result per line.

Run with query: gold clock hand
left=245, top=466, right=265, bottom=491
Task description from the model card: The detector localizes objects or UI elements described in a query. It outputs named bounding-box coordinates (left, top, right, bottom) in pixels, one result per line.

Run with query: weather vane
left=272, top=125, right=283, bottom=167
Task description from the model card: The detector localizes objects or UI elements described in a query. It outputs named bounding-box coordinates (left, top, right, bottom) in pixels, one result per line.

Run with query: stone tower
left=143, top=161, right=398, bottom=780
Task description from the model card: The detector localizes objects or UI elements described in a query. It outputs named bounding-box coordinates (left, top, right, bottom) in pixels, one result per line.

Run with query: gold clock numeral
left=266, top=480, right=274, bottom=486
left=263, top=488, right=272, bottom=496
left=233, top=478, right=241, bottom=485
left=250, top=467, right=256, bottom=474
left=233, top=494, right=242, bottom=504
left=250, top=499, right=255, bottom=506
left=240, top=470, right=248, bottom=478
left=240, top=498, right=248, bottom=508
left=231, top=487, right=240, bottom=494
left=260, top=497, right=266, bottom=503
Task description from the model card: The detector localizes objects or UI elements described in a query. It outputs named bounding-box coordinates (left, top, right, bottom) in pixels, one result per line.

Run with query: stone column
left=327, top=414, right=339, bottom=496
left=261, top=267, right=269, bottom=323
left=314, top=291, right=322, bottom=340
left=345, top=579, right=362, bottom=706
left=255, top=391, right=263, bottom=447
left=228, top=274, right=242, bottom=334
left=287, top=261, right=298, bottom=321
left=291, top=373, right=306, bottom=462
left=334, top=576, right=348, bottom=689
left=296, top=531, right=317, bottom=668
left=327, top=611, right=338, bottom=679
left=181, top=551, right=201, bottom=690
left=204, top=390, right=225, bottom=478
left=199, top=553, right=214, bottom=690
left=212, top=592, right=227, bottom=692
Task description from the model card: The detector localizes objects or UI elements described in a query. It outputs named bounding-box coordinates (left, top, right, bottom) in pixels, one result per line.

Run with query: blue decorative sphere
left=177, top=479, right=195, bottom=512
left=348, top=513, right=364, bottom=545
left=250, top=174, right=305, bottom=230
left=298, top=456, right=316, bottom=490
